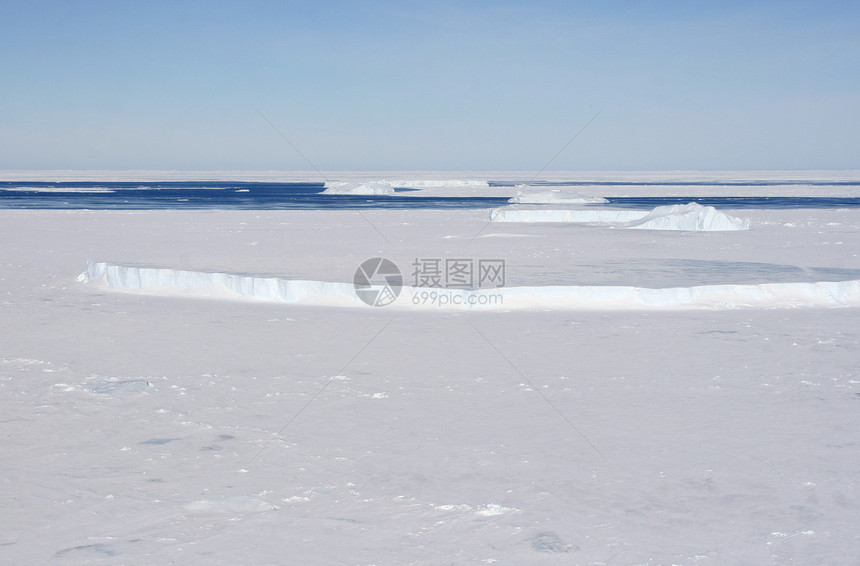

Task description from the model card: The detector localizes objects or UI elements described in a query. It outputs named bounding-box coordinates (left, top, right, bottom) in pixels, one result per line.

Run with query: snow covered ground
left=2, top=172, right=860, bottom=564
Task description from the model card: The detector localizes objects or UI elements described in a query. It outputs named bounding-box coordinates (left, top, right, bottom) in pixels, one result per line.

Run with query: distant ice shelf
left=78, top=262, right=860, bottom=311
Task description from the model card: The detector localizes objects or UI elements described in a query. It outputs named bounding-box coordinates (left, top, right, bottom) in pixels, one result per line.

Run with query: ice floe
left=490, top=202, right=750, bottom=231
left=0, top=186, right=116, bottom=193
left=626, top=202, right=750, bottom=231
left=390, top=179, right=489, bottom=188
left=79, top=262, right=860, bottom=311
left=322, top=181, right=395, bottom=195
left=508, top=186, right=608, bottom=204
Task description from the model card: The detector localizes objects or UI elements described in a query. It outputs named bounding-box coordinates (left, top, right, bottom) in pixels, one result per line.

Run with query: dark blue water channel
left=1, top=181, right=858, bottom=210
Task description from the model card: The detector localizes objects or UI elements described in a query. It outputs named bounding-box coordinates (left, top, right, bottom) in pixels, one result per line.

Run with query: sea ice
left=4, top=172, right=860, bottom=565
left=490, top=202, right=750, bottom=231
left=508, top=186, right=608, bottom=204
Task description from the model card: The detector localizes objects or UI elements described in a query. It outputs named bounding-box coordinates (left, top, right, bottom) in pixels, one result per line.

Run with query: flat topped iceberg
left=627, top=202, right=750, bottom=231
left=490, top=202, right=750, bottom=230
left=322, top=181, right=395, bottom=195
left=509, top=186, right=608, bottom=204
left=390, top=179, right=489, bottom=188
left=0, top=186, right=116, bottom=193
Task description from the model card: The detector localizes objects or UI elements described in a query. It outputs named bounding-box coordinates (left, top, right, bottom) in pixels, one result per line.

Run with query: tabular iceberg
left=627, top=202, right=750, bottom=231
left=489, top=202, right=750, bottom=231
left=79, top=262, right=860, bottom=311
left=322, top=181, right=395, bottom=195
left=508, top=187, right=609, bottom=204
left=390, top=179, right=490, bottom=188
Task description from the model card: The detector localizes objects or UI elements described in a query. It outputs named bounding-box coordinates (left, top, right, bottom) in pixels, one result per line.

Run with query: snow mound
left=79, top=262, right=860, bottom=311
left=627, top=202, right=750, bottom=231
left=509, top=187, right=608, bottom=204
left=322, top=181, right=395, bottom=195
left=85, top=378, right=151, bottom=394
left=390, top=179, right=489, bottom=188
left=490, top=207, right=648, bottom=223
left=475, top=504, right=518, bottom=516
left=184, top=496, right=275, bottom=514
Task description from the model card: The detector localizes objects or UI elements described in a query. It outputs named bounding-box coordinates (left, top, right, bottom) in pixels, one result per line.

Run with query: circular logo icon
left=353, top=258, right=403, bottom=307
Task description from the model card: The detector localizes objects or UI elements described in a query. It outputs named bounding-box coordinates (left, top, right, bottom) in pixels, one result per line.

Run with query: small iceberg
left=626, top=202, right=750, bottom=231
left=322, top=181, right=395, bottom=195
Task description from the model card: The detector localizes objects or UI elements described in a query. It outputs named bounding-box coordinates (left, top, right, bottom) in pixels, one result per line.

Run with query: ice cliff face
left=79, top=262, right=860, bottom=310
left=77, top=262, right=360, bottom=306
left=627, top=202, right=750, bottom=231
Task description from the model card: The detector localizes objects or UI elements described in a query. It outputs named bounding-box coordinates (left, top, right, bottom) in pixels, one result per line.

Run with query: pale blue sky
left=1, top=1, right=858, bottom=170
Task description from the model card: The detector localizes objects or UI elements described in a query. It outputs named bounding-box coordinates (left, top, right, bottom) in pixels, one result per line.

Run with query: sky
left=1, top=0, right=858, bottom=171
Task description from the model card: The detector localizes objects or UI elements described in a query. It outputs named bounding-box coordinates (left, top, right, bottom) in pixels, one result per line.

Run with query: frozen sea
left=1, top=170, right=859, bottom=565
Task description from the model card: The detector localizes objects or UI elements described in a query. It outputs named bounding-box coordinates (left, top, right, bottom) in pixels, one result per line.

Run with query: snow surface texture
left=79, top=261, right=860, bottom=310
left=322, top=181, right=395, bottom=195
left=491, top=202, right=751, bottom=231
left=508, top=186, right=609, bottom=204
